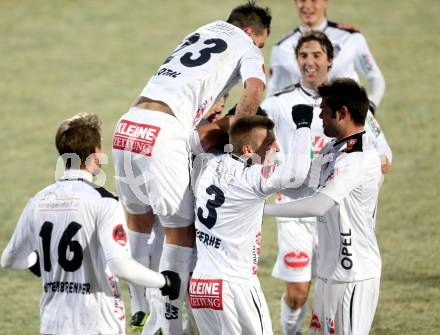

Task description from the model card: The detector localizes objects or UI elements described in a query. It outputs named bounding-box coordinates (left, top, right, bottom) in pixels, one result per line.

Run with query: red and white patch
left=284, top=250, right=310, bottom=268
left=189, top=278, right=223, bottom=310
left=346, top=138, right=357, bottom=151
left=112, top=224, right=127, bottom=246
left=310, top=310, right=321, bottom=330
left=326, top=317, right=335, bottom=334
left=112, top=119, right=161, bottom=157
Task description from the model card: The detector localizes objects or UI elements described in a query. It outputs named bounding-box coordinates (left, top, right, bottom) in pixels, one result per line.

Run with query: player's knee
left=285, top=289, right=308, bottom=309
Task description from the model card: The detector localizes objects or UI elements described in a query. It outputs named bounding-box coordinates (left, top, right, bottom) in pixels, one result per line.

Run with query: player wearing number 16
left=1, top=113, right=181, bottom=335
left=112, top=2, right=272, bottom=334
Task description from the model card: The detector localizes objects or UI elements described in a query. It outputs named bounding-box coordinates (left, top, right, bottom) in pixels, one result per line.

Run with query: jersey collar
left=299, top=19, right=328, bottom=33
left=298, top=81, right=319, bottom=98
left=60, top=169, right=94, bottom=182
left=334, top=130, right=366, bottom=147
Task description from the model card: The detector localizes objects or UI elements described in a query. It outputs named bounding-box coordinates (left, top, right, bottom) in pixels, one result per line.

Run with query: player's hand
left=160, top=270, right=181, bottom=300
left=291, top=104, right=313, bottom=129
left=380, top=154, right=391, bottom=174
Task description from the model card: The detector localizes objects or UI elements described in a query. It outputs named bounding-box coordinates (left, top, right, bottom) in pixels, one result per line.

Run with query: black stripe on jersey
left=275, top=27, right=301, bottom=46
left=250, top=289, right=264, bottom=334
left=327, top=21, right=360, bottom=34
left=350, top=285, right=357, bottom=331
left=83, top=180, right=119, bottom=201
left=273, top=83, right=300, bottom=97
left=334, top=131, right=365, bottom=153
left=59, top=178, right=119, bottom=201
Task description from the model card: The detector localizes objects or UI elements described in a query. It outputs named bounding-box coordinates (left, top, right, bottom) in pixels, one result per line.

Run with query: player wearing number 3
left=112, top=2, right=272, bottom=334
left=1, top=113, right=181, bottom=335
left=190, top=111, right=313, bottom=334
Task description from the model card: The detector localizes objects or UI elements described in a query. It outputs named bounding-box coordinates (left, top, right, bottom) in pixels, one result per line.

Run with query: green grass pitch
left=0, top=0, right=439, bottom=334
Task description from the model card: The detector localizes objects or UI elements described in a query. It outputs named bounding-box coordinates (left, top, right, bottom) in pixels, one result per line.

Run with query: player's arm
left=354, top=34, right=385, bottom=108
left=191, top=115, right=236, bottom=154
left=99, top=200, right=180, bottom=299
left=257, top=105, right=313, bottom=195
left=264, top=192, right=335, bottom=217
left=1, top=199, right=38, bottom=270
left=235, top=78, right=265, bottom=118
left=365, top=111, right=392, bottom=174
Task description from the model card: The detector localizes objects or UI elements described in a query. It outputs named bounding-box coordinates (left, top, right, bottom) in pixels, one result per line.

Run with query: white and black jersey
left=141, top=20, right=266, bottom=133
left=316, top=131, right=382, bottom=281
left=268, top=20, right=384, bottom=103
left=3, top=170, right=129, bottom=335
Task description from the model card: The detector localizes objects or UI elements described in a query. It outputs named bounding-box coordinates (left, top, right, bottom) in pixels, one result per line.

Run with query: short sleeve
left=239, top=47, right=266, bottom=86
left=318, top=154, right=363, bottom=204
left=97, top=200, right=130, bottom=262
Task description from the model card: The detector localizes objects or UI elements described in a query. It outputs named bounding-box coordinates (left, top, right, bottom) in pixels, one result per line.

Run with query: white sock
left=158, top=244, right=194, bottom=335
left=128, top=229, right=151, bottom=315
left=280, top=294, right=307, bottom=335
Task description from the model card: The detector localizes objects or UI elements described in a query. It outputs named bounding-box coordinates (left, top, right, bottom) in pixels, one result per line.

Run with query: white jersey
left=193, top=142, right=311, bottom=284
left=315, top=131, right=382, bottom=281
left=261, top=82, right=391, bottom=205
left=4, top=170, right=129, bottom=335
left=141, top=20, right=266, bottom=133
left=268, top=20, right=384, bottom=101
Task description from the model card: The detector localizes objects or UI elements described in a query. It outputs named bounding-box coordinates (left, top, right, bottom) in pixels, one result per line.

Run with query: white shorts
left=271, top=218, right=318, bottom=282
left=112, top=107, right=194, bottom=227
left=309, top=277, right=380, bottom=335
left=189, top=274, right=273, bottom=335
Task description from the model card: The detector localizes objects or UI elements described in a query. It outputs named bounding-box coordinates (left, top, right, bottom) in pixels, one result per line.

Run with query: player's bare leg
left=281, top=281, right=311, bottom=335
left=127, top=211, right=155, bottom=330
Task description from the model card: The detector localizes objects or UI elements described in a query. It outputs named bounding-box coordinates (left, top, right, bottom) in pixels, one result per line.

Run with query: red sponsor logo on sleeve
left=284, top=250, right=310, bottom=268
left=189, top=278, right=223, bottom=310
left=326, top=317, right=335, bottom=334
left=112, top=224, right=127, bottom=246
left=112, top=120, right=161, bottom=157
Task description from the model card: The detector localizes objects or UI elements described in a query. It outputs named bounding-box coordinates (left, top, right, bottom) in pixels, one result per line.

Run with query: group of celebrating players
left=1, top=1, right=392, bottom=334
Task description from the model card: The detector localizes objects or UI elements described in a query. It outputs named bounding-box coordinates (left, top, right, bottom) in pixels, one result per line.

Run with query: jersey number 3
left=197, top=185, right=225, bottom=229
left=39, top=221, right=83, bottom=272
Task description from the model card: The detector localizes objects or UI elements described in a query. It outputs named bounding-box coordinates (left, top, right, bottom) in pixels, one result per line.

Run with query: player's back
left=193, top=154, right=266, bottom=284
left=28, top=171, right=126, bottom=334
left=141, top=20, right=265, bottom=131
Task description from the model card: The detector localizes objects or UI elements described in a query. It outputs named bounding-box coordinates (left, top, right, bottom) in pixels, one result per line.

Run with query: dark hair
left=227, top=1, right=272, bottom=35
left=295, top=30, right=334, bottom=61
left=55, top=113, right=101, bottom=168
left=226, top=105, right=267, bottom=117
left=318, top=78, right=369, bottom=125
left=229, top=115, right=274, bottom=154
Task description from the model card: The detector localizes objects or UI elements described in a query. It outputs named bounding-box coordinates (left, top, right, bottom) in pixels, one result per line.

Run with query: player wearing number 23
left=1, top=113, right=180, bottom=335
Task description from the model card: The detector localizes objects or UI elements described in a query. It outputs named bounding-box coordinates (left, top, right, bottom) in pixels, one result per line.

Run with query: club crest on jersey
left=112, top=224, right=127, bottom=246
left=112, top=120, right=161, bottom=157
left=284, top=250, right=310, bottom=268
left=326, top=317, right=335, bottom=334
left=189, top=278, right=223, bottom=310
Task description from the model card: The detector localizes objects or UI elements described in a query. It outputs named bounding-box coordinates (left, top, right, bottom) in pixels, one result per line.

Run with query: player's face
left=297, top=40, right=331, bottom=89
left=319, top=97, right=339, bottom=138
left=295, top=0, right=328, bottom=28
left=252, top=128, right=279, bottom=164
left=246, top=28, right=269, bottom=49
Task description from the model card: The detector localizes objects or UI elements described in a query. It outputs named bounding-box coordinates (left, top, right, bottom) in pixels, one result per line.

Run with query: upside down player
left=189, top=110, right=313, bottom=334
left=268, top=0, right=385, bottom=115
left=112, top=2, right=272, bottom=334
left=1, top=113, right=180, bottom=335
left=261, top=30, right=392, bottom=335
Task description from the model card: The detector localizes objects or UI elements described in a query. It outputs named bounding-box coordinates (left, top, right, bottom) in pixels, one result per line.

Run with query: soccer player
left=111, top=2, right=272, bottom=334
left=265, top=79, right=384, bottom=335
left=189, top=111, right=313, bottom=335
left=260, top=30, right=392, bottom=335
left=0, top=113, right=180, bottom=335
left=267, top=0, right=385, bottom=114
